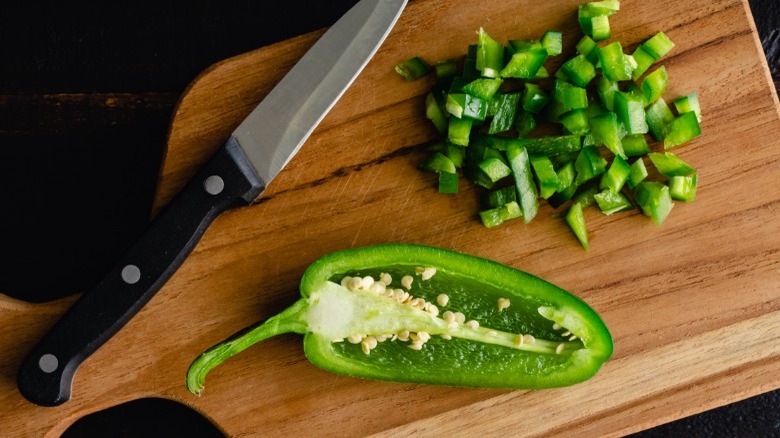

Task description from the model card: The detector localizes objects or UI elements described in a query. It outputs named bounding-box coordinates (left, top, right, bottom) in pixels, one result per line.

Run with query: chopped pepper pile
left=399, top=1, right=702, bottom=249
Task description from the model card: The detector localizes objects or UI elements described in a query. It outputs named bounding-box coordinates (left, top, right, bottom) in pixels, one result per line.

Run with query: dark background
left=0, top=1, right=776, bottom=436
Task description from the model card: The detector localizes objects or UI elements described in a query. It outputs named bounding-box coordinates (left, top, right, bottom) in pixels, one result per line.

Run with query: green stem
left=186, top=298, right=309, bottom=395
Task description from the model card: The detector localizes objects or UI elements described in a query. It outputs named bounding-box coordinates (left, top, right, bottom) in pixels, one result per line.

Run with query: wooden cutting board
left=1, top=0, right=778, bottom=436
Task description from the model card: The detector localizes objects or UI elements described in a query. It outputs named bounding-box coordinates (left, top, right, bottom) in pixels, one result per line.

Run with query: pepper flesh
left=187, top=244, right=613, bottom=394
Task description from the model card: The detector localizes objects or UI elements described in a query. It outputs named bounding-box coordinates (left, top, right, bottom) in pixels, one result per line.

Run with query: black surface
left=0, top=0, right=776, bottom=436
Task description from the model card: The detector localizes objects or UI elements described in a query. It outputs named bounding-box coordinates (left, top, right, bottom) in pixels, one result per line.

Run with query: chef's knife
left=17, top=0, right=407, bottom=407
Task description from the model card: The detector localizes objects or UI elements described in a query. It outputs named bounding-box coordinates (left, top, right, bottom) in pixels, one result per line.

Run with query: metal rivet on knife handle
left=38, top=354, right=58, bottom=373
left=204, top=175, right=225, bottom=195
left=121, top=265, right=141, bottom=285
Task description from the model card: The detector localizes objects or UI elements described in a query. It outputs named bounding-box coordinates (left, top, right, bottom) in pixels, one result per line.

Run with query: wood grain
left=0, top=0, right=778, bottom=436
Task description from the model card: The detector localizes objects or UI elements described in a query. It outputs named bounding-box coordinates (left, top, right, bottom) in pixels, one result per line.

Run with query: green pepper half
left=187, top=244, right=613, bottom=394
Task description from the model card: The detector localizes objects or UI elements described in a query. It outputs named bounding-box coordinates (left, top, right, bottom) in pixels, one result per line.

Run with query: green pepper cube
left=522, top=83, right=550, bottom=114
left=648, top=152, right=696, bottom=177
left=631, top=45, right=656, bottom=80
left=621, top=134, right=651, bottom=157
left=477, top=28, right=505, bottom=78
left=443, top=142, right=466, bottom=168
left=599, top=42, right=633, bottom=82
left=530, top=155, right=560, bottom=199
left=463, top=77, right=504, bottom=100
left=488, top=93, right=520, bottom=134
left=515, top=109, right=537, bottom=138
left=669, top=173, right=697, bottom=202
left=572, top=183, right=599, bottom=208
left=641, top=66, right=668, bottom=105
left=500, top=48, right=548, bottom=79
left=559, top=54, right=597, bottom=87
left=596, top=75, right=619, bottom=111
left=510, top=135, right=582, bottom=156
left=574, top=145, right=608, bottom=186
left=541, top=30, right=563, bottom=56
left=434, top=58, right=458, bottom=86
left=555, top=80, right=589, bottom=113
left=589, top=112, right=626, bottom=159
left=438, top=171, right=459, bottom=194
left=509, top=39, right=543, bottom=52
left=506, top=145, right=539, bottom=222
left=556, top=161, right=576, bottom=192
left=664, top=111, right=702, bottom=149
left=448, top=116, right=473, bottom=146
left=634, top=181, right=674, bottom=225
left=614, top=91, right=649, bottom=135
left=488, top=92, right=521, bottom=135
left=645, top=97, right=675, bottom=141
left=485, top=185, right=518, bottom=208
left=585, top=0, right=620, bottom=16
left=561, top=109, right=590, bottom=135
left=577, top=5, right=594, bottom=37
left=590, top=14, right=610, bottom=42
left=479, top=206, right=504, bottom=228
left=566, top=202, right=589, bottom=250
left=624, top=82, right=647, bottom=107
left=576, top=35, right=601, bottom=65
left=394, top=56, right=431, bottom=81
left=599, top=155, right=631, bottom=192
left=594, top=189, right=633, bottom=215
left=642, top=32, right=675, bottom=60
left=425, top=92, right=448, bottom=135
left=474, top=157, right=512, bottom=189
left=673, top=92, right=702, bottom=122
left=446, top=93, right=489, bottom=121
left=628, top=157, right=648, bottom=189
left=419, top=151, right=457, bottom=174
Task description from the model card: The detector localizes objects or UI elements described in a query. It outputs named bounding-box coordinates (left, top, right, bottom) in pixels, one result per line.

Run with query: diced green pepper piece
left=599, top=155, right=631, bottom=192
left=624, top=82, right=647, bottom=107
left=394, top=57, right=431, bottom=81
left=485, top=185, right=518, bottom=208
left=590, top=14, right=610, bottom=42
left=648, top=152, right=696, bottom=177
left=425, top=92, right=448, bottom=135
left=599, top=42, right=633, bottom=82
left=596, top=76, right=619, bottom=111
left=500, top=48, right=548, bottom=79
left=594, top=190, right=632, bottom=215
left=419, top=152, right=457, bottom=174
left=443, top=142, right=466, bottom=168
left=614, top=91, right=649, bottom=135
left=477, top=28, right=505, bottom=78
left=645, top=97, right=675, bottom=141
left=448, top=117, right=473, bottom=146
left=434, top=58, right=458, bottom=88
left=664, top=111, right=702, bottom=149
left=641, top=66, right=668, bottom=105
left=628, top=157, right=648, bottom=189
left=473, top=157, right=512, bottom=189
left=522, top=83, right=550, bottom=114
left=669, top=173, right=697, bottom=202
left=589, top=112, right=626, bottom=158
left=446, top=93, right=489, bottom=121
left=530, top=155, right=561, bottom=199
left=566, top=202, right=589, bottom=250
left=515, top=109, right=537, bottom=138
left=534, top=66, right=550, bottom=79
left=493, top=135, right=582, bottom=156
left=463, top=78, right=504, bottom=100
left=576, top=35, right=601, bottom=65
left=559, top=54, right=597, bottom=87
left=572, top=183, right=600, bottom=208
left=506, top=145, right=539, bottom=222
left=642, top=32, right=675, bottom=60
left=561, top=109, right=590, bottom=135
left=574, top=145, right=608, bottom=186
left=508, top=39, right=543, bottom=52
left=631, top=45, right=656, bottom=80
left=673, top=92, right=702, bottom=122
left=621, top=134, right=651, bottom=157
left=488, top=92, right=521, bottom=135
left=555, top=80, right=588, bottom=113
left=585, top=0, right=620, bottom=16
left=541, top=30, right=563, bottom=56
left=480, top=201, right=523, bottom=227
left=438, top=171, right=459, bottom=194
left=556, top=161, right=576, bottom=192
left=634, top=181, right=674, bottom=225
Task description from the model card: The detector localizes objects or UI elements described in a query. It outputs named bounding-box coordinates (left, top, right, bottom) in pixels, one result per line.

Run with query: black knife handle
left=17, top=136, right=264, bottom=406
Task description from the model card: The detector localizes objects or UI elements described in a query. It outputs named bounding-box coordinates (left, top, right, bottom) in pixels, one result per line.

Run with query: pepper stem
left=186, top=298, right=309, bottom=396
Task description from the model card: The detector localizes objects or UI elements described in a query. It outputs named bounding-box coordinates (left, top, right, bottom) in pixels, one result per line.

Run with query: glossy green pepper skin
left=187, top=244, right=613, bottom=395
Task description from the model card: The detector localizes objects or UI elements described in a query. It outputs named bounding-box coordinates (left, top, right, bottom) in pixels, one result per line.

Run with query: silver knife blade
left=233, top=0, right=407, bottom=185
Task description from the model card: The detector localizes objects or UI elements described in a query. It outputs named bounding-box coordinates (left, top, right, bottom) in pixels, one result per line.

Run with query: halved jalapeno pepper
left=187, top=244, right=613, bottom=395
